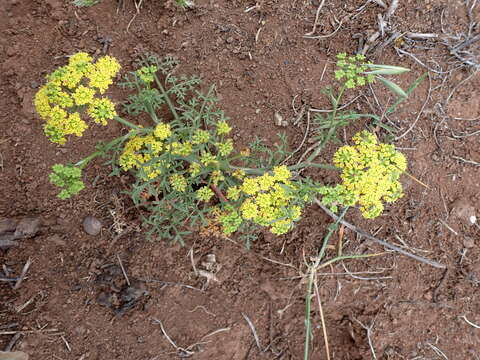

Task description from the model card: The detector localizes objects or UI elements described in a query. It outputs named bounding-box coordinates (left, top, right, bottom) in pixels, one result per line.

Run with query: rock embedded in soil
left=0, top=218, right=17, bottom=234
left=83, top=216, right=102, bottom=236
left=14, top=217, right=41, bottom=239
left=451, top=198, right=476, bottom=225
left=274, top=111, right=288, bottom=127
left=0, top=351, right=29, bottom=360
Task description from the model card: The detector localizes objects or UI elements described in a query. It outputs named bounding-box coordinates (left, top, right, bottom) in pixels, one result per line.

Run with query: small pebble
left=83, top=216, right=102, bottom=236
left=274, top=112, right=288, bottom=127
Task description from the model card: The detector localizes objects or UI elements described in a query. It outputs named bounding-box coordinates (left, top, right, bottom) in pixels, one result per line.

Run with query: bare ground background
left=1, top=0, right=480, bottom=359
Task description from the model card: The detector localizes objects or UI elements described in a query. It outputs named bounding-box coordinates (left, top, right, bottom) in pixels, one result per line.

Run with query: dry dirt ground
left=1, top=0, right=480, bottom=359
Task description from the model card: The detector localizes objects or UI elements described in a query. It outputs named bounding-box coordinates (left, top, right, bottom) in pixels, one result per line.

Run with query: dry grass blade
left=395, top=73, right=432, bottom=141
left=116, top=254, right=130, bottom=286
left=353, top=317, right=377, bottom=359
left=14, top=258, right=32, bottom=290
left=451, top=155, right=480, bottom=167
left=315, top=200, right=446, bottom=269
left=152, top=318, right=195, bottom=356
left=242, top=313, right=263, bottom=351
left=313, top=274, right=331, bottom=360
left=427, top=343, right=449, bottom=360
left=460, top=315, right=480, bottom=329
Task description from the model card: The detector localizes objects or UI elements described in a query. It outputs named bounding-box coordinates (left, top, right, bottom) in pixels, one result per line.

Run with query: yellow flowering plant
left=36, top=52, right=412, bottom=246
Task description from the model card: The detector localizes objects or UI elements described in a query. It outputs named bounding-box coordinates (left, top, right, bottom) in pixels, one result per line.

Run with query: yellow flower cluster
left=228, top=165, right=301, bottom=235
left=169, top=174, right=188, bottom=192
left=87, top=56, right=121, bottom=94
left=335, top=53, right=374, bottom=89
left=136, top=65, right=158, bottom=84
left=34, top=52, right=120, bottom=144
left=332, top=130, right=407, bottom=218
left=118, top=123, right=172, bottom=179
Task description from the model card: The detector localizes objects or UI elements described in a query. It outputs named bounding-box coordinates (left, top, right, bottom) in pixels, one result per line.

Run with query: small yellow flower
left=322, top=130, right=407, bottom=219
left=200, top=152, right=217, bottom=166
left=64, top=112, right=88, bottom=137
left=258, top=173, right=275, bottom=191
left=241, top=177, right=259, bottom=195
left=169, top=174, right=188, bottom=192
left=189, top=162, right=201, bottom=177
left=210, top=170, right=224, bottom=186
left=87, top=56, right=121, bottom=94
left=34, top=86, right=51, bottom=119
left=196, top=186, right=214, bottom=202
left=226, top=186, right=241, bottom=201
left=232, top=169, right=246, bottom=179
left=216, top=121, right=232, bottom=135
left=216, top=139, right=234, bottom=157
left=62, top=67, right=84, bottom=89
left=87, top=98, right=117, bottom=125
left=72, top=85, right=95, bottom=106
left=273, top=165, right=291, bottom=182
left=154, top=123, right=172, bottom=140
left=68, top=52, right=93, bottom=71
left=192, top=129, right=210, bottom=144
left=170, top=141, right=192, bottom=157
left=240, top=199, right=259, bottom=220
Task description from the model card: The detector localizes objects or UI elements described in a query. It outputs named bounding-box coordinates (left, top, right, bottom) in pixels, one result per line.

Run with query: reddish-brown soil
left=1, top=0, right=480, bottom=359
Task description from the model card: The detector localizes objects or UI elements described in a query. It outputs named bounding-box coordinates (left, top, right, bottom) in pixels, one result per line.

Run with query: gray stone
left=14, top=217, right=41, bottom=239
left=0, top=218, right=17, bottom=234
left=83, top=216, right=102, bottom=236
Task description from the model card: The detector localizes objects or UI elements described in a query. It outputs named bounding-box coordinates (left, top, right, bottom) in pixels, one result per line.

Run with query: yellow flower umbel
left=319, top=130, right=407, bottom=218
left=232, top=165, right=302, bottom=235
left=334, top=53, right=374, bottom=89
left=169, top=174, right=188, bottom=192
left=34, top=52, right=121, bottom=144
left=118, top=133, right=167, bottom=179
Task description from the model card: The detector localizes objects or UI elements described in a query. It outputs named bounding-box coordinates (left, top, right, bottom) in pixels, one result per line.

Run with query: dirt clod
left=82, top=216, right=102, bottom=236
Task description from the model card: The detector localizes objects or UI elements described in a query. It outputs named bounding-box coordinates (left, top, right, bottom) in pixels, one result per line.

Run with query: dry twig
left=304, top=0, right=327, bottom=36
left=14, top=258, right=32, bottom=290
left=116, top=254, right=130, bottom=286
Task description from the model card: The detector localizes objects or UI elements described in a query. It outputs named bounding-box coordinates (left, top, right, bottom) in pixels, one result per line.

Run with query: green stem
left=75, top=129, right=143, bottom=169
left=113, top=116, right=142, bottom=130
left=229, top=165, right=268, bottom=176
left=229, top=162, right=337, bottom=176
left=289, top=162, right=338, bottom=171
left=317, top=207, right=348, bottom=261
left=304, top=207, right=348, bottom=360
left=304, top=270, right=314, bottom=360
left=307, top=84, right=346, bottom=163
left=154, top=74, right=180, bottom=122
